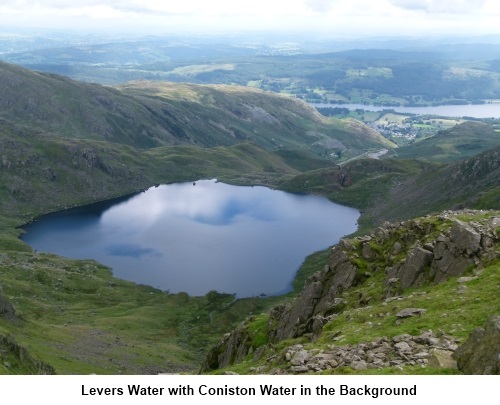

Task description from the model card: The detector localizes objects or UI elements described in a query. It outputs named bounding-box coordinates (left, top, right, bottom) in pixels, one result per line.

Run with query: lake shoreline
left=311, top=102, right=500, bottom=118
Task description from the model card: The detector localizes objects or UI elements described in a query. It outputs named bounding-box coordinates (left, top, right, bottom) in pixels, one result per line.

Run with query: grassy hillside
left=278, top=158, right=438, bottom=231
left=0, top=117, right=301, bottom=220
left=279, top=145, right=500, bottom=231
left=374, top=145, right=500, bottom=221
left=0, top=61, right=393, bottom=157
left=116, top=80, right=395, bottom=153
left=395, top=121, right=500, bottom=162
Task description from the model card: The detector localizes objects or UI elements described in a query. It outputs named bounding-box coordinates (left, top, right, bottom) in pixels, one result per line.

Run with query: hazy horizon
left=0, top=0, right=499, bottom=39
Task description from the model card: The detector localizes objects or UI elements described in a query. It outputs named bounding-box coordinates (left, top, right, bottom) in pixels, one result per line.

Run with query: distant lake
left=21, top=180, right=359, bottom=297
left=311, top=103, right=500, bottom=118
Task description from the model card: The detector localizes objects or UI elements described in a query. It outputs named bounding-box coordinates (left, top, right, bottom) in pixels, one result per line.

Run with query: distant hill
left=279, top=144, right=500, bottom=230
left=0, top=118, right=299, bottom=220
left=395, top=121, right=500, bottom=162
left=0, top=61, right=393, bottom=154
left=115, top=80, right=395, bottom=152
left=313, top=49, right=441, bottom=61
left=387, top=144, right=500, bottom=216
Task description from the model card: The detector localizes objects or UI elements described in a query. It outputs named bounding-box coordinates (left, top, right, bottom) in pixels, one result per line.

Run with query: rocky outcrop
left=453, top=315, right=500, bottom=374
left=392, top=246, right=433, bottom=289
left=0, top=294, right=17, bottom=321
left=268, top=252, right=358, bottom=343
left=384, top=214, right=499, bottom=289
left=0, top=335, right=56, bottom=374
left=200, top=316, right=258, bottom=373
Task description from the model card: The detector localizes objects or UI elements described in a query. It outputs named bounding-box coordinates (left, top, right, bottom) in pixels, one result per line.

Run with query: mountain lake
left=20, top=179, right=359, bottom=297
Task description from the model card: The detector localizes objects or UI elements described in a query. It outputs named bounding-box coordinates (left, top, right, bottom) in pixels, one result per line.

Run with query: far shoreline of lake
left=310, top=102, right=500, bottom=118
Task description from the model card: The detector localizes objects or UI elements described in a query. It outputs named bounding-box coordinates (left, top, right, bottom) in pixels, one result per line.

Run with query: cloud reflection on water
left=100, top=179, right=281, bottom=228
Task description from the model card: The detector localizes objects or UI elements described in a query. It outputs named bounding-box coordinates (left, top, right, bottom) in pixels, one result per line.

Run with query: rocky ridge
left=201, top=209, right=500, bottom=374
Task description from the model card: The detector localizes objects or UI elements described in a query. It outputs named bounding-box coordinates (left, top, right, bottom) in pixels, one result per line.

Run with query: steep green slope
left=279, top=145, right=500, bottom=230
left=395, top=121, right=500, bottom=162
left=0, top=119, right=299, bottom=220
left=0, top=61, right=163, bottom=147
left=378, top=145, right=500, bottom=220
left=0, top=61, right=393, bottom=155
left=279, top=158, right=438, bottom=230
left=117, top=80, right=395, bottom=152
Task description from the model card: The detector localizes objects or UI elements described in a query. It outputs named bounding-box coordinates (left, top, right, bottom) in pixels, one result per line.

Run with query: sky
left=0, top=0, right=499, bottom=38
